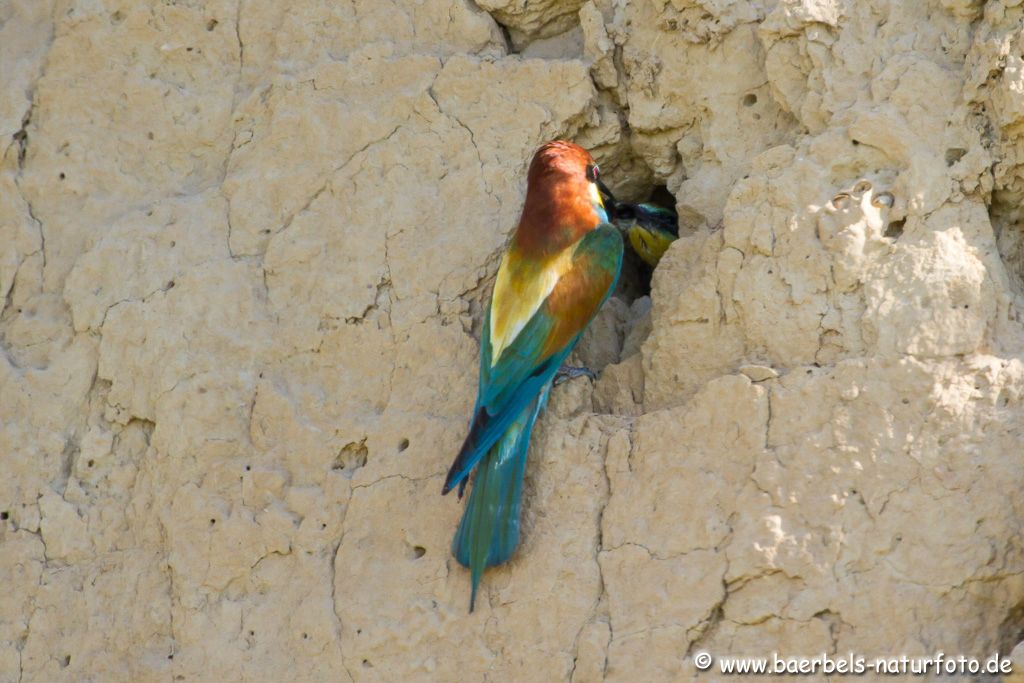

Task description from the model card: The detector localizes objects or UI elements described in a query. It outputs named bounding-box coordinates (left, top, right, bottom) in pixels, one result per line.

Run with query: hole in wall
left=885, top=219, right=905, bottom=240
left=648, top=184, right=677, bottom=209
left=332, top=439, right=368, bottom=478
left=612, top=183, right=679, bottom=304
left=613, top=243, right=646, bottom=301
left=576, top=144, right=683, bottom=366
left=397, top=438, right=410, bottom=452
left=493, top=18, right=517, bottom=55
left=206, top=19, right=218, bottom=31
left=742, top=93, right=758, bottom=107
left=988, top=195, right=1024, bottom=298
left=572, top=172, right=681, bottom=376
left=945, top=148, right=967, bottom=166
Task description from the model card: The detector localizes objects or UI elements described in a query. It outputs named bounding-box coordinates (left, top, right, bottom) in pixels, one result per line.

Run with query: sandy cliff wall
left=3, top=0, right=1024, bottom=680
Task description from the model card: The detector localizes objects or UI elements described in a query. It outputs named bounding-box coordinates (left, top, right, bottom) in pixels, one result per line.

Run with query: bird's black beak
left=596, top=177, right=618, bottom=213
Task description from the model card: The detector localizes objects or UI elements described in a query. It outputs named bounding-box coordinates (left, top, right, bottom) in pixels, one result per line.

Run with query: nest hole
left=885, top=219, right=906, bottom=240
left=945, top=148, right=967, bottom=166
left=613, top=183, right=678, bottom=304
left=988, top=196, right=1024, bottom=297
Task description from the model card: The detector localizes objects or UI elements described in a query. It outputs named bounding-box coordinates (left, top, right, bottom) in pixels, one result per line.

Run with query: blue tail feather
left=452, top=384, right=550, bottom=612
left=442, top=353, right=562, bottom=495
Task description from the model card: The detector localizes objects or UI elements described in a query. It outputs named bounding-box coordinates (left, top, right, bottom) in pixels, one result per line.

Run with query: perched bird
left=443, top=140, right=624, bottom=612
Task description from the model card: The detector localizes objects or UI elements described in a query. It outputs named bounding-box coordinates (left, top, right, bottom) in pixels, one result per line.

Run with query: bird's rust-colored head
left=516, top=140, right=606, bottom=256
left=526, top=140, right=595, bottom=186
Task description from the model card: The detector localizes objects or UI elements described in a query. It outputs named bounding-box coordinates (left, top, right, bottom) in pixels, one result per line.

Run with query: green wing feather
left=443, top=225, right=623, bottom=493
left=449, top=225, right=622, bottom=611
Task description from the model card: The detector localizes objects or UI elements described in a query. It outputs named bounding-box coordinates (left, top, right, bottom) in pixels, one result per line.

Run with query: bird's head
left=622, top=204, right=680, bottom=267
left=526, top=140, right=611, bottom=220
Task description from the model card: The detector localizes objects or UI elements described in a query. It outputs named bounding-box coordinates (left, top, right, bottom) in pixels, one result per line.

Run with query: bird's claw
left=553, top=365, right=597, bottom=386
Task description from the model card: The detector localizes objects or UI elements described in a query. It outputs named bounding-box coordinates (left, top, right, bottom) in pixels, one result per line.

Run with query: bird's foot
left=553, top=365, right=597, bottom=386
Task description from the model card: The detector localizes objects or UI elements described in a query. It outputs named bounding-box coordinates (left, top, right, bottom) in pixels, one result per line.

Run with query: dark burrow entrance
left=990, top=197, right=1024, bottom=301
left=611, top=183, right=679, bottom=304
left=566, top=179, right=681, bottom=381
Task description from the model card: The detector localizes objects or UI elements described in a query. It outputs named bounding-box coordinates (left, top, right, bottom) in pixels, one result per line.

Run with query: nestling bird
left=442, top=140, right=623, bottom=612
left=599, top=187, right=679, bottom=267
left=616, top=202, right=679, bottom=267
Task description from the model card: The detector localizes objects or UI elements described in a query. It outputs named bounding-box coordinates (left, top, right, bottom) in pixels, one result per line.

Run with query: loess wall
left=4, top=0, right=1024, bottom=681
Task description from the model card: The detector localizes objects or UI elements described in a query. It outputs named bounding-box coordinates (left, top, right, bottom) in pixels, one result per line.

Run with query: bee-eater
left=442, top=140, right=624, bottom=612
left=612, top=202, right=679, bottom=267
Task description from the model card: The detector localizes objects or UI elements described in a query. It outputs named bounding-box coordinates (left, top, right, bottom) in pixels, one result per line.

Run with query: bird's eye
left=586, top=164, right=599, bottom=182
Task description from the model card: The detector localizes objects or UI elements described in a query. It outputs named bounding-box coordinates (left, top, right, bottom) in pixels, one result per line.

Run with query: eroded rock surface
left=3, top=0, right=1024, bottom=681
